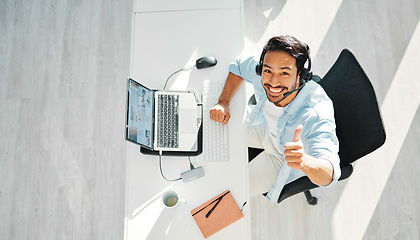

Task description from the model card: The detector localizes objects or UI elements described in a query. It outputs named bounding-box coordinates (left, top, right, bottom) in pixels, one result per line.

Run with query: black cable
left=188, top=156, right=195, bottom=170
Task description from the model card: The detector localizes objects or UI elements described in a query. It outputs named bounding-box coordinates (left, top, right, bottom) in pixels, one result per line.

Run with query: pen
left=191, top=191, right=231, bottom=217
left=205, top=194, right=225, bottom=218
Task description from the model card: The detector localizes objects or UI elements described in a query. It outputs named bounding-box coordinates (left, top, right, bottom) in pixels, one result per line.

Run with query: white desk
left=124, top=1, right=250, bottom=240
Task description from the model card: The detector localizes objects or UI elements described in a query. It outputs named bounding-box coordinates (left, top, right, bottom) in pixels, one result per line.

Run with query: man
left=210, top=35, right=341, bottom=203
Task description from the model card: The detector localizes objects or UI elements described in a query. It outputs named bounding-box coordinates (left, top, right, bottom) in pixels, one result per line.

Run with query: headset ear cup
left=256, top=64, right=262, bottom=76
left=256, top=48, right=266, bottom=76
left=300, top=68, right=313, bottom=81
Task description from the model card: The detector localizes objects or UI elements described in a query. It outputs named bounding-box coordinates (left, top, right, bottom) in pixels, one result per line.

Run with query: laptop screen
left=126, top=79, right=154, bottom=149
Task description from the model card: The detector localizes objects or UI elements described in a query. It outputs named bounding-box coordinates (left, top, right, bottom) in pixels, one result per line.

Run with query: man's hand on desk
left=209, top=102, right=231, bottom=126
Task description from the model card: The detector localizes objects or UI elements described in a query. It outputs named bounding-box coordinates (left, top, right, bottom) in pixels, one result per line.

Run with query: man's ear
left=297, top=71, right=303, bottom=84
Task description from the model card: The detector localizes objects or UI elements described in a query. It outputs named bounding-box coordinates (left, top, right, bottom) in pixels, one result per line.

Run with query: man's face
left=261, top=51, right=300, bottom=107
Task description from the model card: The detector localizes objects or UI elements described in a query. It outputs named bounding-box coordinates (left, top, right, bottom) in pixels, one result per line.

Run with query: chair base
left=304, top=190, right=318, bottom=205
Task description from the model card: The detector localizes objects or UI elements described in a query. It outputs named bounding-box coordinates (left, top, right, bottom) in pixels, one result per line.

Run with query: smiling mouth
left=266, top=85, right=288, bottom=96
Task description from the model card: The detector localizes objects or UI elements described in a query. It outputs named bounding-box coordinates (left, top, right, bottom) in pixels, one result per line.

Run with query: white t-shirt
left=263, top=101, right=285, bottom=156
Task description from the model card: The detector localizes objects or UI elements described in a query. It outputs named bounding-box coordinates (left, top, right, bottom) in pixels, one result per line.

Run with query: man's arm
left=284, top=125, right=334, bottom=186
left=209, top=72, right=244, bottom=125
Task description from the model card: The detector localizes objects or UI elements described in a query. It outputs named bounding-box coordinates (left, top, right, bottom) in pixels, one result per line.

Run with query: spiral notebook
left=191, top=190, right=244, bottom=239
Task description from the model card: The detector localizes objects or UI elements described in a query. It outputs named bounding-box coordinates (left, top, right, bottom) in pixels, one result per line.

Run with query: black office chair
left=249, top=49, right=386, bottom=205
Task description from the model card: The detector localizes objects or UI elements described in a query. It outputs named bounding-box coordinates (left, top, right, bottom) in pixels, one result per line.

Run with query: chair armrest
left=276, top=164, right=353, bottom=203
left=338, top=164, right=353, bottom=181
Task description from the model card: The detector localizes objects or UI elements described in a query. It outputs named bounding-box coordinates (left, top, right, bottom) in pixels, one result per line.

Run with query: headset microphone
left=273, top=81, right=306, bottom=105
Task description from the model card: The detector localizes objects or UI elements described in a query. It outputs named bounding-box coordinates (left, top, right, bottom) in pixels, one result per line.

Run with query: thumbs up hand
left=284, top=125, right=306, bottom=171
left=292, top=124, right=303, bottom=142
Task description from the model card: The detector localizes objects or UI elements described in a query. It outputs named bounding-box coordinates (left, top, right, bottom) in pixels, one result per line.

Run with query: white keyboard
left=203, top=80, right=229, bottom=162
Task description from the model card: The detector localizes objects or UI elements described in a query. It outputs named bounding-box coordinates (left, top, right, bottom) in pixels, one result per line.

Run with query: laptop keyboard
left=157, top=94, right=179, bottom=148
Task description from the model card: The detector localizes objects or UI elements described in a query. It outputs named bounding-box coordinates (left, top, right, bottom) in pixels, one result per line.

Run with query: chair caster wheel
left=308, top=197, right=317, bottom=205
left=304, top=191, right=318, bottom=205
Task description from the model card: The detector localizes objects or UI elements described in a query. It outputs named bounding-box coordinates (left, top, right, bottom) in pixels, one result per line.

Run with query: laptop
left=125, top=78, right=201, bottom=152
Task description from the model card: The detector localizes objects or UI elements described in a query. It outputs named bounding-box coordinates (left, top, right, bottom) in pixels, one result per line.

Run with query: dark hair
left=260, top=35, right=310, bottom=75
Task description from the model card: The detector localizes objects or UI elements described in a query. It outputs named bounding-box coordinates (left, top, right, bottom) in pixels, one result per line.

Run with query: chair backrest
left=318, top=49, right=386, bottom=166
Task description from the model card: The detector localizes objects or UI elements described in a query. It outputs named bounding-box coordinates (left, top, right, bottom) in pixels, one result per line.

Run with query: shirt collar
left=282, top=82, right=311, bottom=116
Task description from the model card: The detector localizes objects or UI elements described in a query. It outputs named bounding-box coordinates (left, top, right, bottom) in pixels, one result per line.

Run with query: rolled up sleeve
left=304, top=116, right=341, bottom=186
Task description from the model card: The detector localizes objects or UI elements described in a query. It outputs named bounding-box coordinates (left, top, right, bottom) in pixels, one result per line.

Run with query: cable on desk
left=163, top=66, right=195, bottom=90
left=187, top=88, right=203, bottom=105
left=158, top=151, right=182, bottom=182
left=188, top=156, right=196, bottom=170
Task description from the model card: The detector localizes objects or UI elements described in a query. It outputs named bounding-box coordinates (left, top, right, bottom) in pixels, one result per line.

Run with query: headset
left=255, top=46, right=313, bottom=104
left=255, top=48, right=313, bottom=82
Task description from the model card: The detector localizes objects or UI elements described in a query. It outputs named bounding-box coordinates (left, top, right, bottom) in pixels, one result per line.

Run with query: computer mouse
left=196, top=56, right=217, bottom=69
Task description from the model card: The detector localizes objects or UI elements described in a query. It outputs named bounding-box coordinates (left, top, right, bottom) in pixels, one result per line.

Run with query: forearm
left=301, top=155, right=334, bottom=186
left=218, top=72, right=244, bottom=105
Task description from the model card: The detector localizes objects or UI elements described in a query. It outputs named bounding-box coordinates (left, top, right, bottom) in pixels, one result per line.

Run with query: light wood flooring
left=1, top=1, right=133, bottom=239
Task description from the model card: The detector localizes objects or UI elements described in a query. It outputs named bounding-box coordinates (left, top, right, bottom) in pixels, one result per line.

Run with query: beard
left=263, top=81, right=297, bottom=104
left=261, top=75, right=300, bottom=105
left=263, top=86, right=286, bottom=103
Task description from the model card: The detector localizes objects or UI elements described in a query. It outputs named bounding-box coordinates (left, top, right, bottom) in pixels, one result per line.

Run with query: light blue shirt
left=229, top=55, right=341, bottom=203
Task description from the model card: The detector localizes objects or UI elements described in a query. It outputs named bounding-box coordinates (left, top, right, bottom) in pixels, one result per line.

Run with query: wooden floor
left=0, top=1, right=133, bottom=239
left=1, top=0, right=420, bottom=239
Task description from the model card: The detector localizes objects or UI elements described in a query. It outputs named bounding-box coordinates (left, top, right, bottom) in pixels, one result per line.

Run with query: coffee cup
left=161, top=190, right=187, bottom=208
